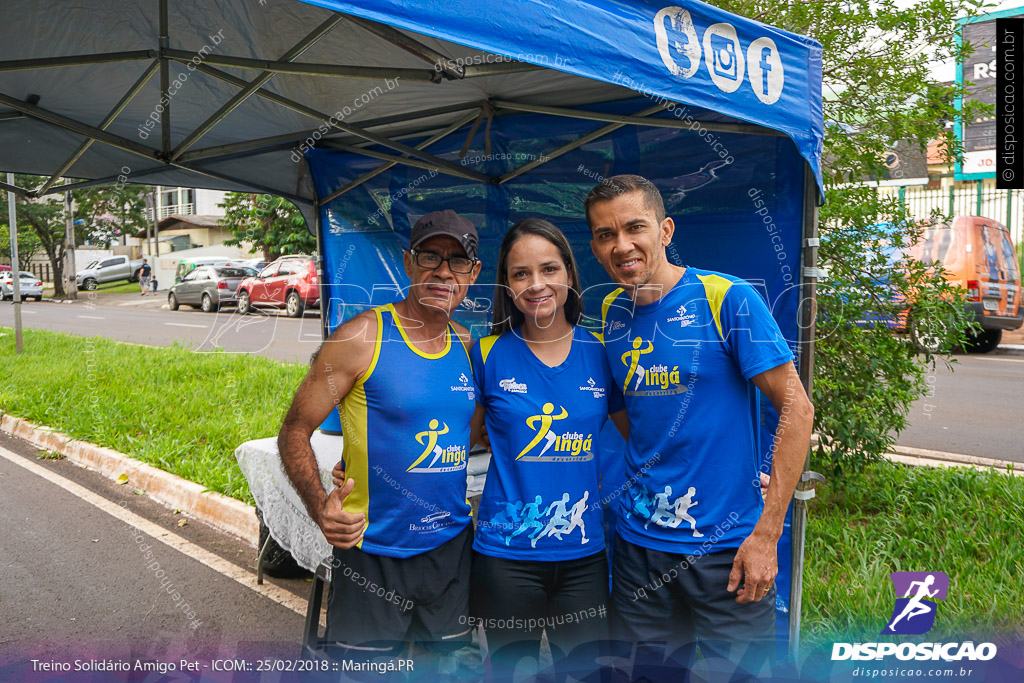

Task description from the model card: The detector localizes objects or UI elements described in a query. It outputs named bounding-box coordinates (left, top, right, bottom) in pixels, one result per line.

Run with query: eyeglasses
left=410, top=249, right=477, bottom=274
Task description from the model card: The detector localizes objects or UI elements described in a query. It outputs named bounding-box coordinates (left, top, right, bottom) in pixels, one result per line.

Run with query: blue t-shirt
left=470, top=325, right=624, bottom=561
left=600, top=267, right=793, bottom=555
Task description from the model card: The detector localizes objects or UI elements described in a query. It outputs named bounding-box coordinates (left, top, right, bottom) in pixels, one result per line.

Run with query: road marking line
left=973, top=356, right=1024, bottom=364
left=165, top=322, right=207, bottom=328
left=0, top=444, right=314, bottom=618
left=77, top=315, right=106, bottom=320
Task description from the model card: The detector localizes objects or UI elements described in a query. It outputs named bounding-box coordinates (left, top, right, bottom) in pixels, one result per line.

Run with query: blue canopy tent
left=0, top=0, right=821, bottom=656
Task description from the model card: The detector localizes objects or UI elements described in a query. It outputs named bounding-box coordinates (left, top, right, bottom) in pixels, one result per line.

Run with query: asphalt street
left=0, top=430, right=309, bottom=676
left=896, top=353, right=1024, bottom=463
left=0, top=294, right=325, bottom=364
left=1, top=295, right=1021, bottom=462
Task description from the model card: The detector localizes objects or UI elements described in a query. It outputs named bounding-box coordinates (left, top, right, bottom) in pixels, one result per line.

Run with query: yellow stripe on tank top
left=339, top=306, right=384, bottom=548
left=695, top=272, right=733, bottom=342
left=388, top=302, right=451, bottom=359
left=477, top=334, right=499, bottom=364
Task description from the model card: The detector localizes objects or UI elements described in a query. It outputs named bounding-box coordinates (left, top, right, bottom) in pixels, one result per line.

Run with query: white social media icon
left=654, top=6, right=701, bottom=78
left=747, top=37, right=784, bottom=104
left=703, top=23, right=745, bottom=94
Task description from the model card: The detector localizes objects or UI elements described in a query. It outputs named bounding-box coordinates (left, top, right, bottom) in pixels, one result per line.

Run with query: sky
left=931, top=1, right=1024, bottom=81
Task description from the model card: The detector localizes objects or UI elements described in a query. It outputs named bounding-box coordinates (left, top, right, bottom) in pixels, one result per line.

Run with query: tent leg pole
left=790, top=165, right=820, bottom=660
left=789, top=497, right=808, bottom=658
left=7, top=172, right=23, bottom=352
left=314, top=198, right=329, bottom=343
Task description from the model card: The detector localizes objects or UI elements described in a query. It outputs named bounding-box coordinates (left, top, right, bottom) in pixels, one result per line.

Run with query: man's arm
left=277, top=310, right=376, bottom=548
left=609, top=409, right=630, bottom=440
left=727, top=360, right=814, bottom=603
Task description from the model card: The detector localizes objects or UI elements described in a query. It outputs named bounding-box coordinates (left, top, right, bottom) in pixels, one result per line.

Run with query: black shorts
left=470, top=549, right=609, bottom=676
left=325, top=524, right=473, bottom=654
left=610, top=533, right=776, bottom=679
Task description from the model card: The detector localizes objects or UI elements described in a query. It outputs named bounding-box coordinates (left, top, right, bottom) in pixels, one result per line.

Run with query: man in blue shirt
left=585, top=175, right=814, bottom=678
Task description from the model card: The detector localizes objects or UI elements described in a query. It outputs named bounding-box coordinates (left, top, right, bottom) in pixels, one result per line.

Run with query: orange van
left=908, top=216, right=1022, bottom=352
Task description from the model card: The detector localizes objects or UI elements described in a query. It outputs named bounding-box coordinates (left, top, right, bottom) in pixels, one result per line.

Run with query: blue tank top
left=470, top=326, right=623, bottom=561
left=339, top=303, right=475, bottom=558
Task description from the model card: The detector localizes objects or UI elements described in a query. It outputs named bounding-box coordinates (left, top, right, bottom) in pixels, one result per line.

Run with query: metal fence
left=879, top=184, right=1024, bottom=248
left=29, top=262, right=52, bottom=283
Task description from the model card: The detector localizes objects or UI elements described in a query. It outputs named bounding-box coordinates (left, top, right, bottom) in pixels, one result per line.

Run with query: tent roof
left=0, top=0, right=822, bottom=219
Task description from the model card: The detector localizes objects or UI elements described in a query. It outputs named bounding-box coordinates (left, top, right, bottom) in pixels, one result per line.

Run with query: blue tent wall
left=308, top=97, right=806, bottom=643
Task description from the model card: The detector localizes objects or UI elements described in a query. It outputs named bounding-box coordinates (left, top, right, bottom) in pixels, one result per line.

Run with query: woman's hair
left=491, top=218, right=583, bottom=336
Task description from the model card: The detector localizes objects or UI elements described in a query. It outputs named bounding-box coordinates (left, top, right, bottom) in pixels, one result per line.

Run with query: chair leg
left=256, top=534, right=274, bottom=585
left=303, top=566, right=328, bottom=653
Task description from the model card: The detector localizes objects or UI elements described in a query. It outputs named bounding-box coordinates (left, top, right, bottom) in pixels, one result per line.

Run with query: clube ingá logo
left=883, top=571, right=948, bottom=635
left=831, top=570, right=998, bottom=663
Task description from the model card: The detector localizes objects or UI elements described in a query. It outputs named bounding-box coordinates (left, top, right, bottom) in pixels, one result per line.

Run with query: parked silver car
left=75, top=255, right=145, bottom=290
left=0, top=271, right=43, bottom=301
left=167, top=265, right=255, bottom=312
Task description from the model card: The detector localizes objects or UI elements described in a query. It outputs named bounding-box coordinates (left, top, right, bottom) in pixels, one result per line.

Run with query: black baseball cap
left=410, top=210, right=479, bottom=261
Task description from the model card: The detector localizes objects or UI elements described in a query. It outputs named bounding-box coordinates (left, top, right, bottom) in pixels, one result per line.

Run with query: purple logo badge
left=882, top=571, right=949, bottom=635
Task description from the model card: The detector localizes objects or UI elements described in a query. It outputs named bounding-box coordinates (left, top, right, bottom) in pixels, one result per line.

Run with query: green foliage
left=0, top=326, right=308, bottom=504
left=219, top=192, right=315, bottom=261
left=0, top=223, right=43, bottom=270
left=813, top=199, right=975, bottom=475
left=72, top=183, right=149, bottom=249
left=1, top=176, right=155, bottom=295
left=716, top=0, right=991, bottom=475
left=803, top=459, right=1023, bottom=644
left=0, top=176, right=69, bottom=294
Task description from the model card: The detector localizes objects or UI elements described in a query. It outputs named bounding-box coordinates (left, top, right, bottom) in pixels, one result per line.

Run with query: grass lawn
left=0, top=326, right=307, bottom=504
left=42, top=280, right=149, bottom=297
left=803, top=460, right=1023, bottom=644
left=1, top=326, right=1020, bottom=640
left=92, top=280, right=150, bottom=294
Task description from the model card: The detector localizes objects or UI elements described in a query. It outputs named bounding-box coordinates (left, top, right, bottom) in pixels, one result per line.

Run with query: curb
left=887, top=444, right=1022, bottom=475
left=0, top=413, right=258, bottom=546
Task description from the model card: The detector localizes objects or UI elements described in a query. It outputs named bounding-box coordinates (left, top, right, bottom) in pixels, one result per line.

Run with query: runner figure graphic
left=535, top=493, right=571, bottom=547
left=621, top=337, right=654, bottom=392
left=517, top=403, right=569, bottom=459
left=646, top=485, right=676, bottom=529
left=561, top=491, right=590, bottom=544
left=668, top=486, right=703, bottom=537
left=407, top=419, right=449, bottom=471
left=507, top=495, right=545, bottom=546
left=489, top=500, right=523, bottom=537
left=888, top=574, right=940, bottom=632
left=630, top=486, right=654, bottom=521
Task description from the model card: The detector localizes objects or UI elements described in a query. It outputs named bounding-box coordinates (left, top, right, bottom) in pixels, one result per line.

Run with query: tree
left=715, top=0, right=988, bottom=474
left=0, top=175, right=75, bottom=296
left=72, top=183, right=150, bottom=249
left=0, top=221, right=43, bottom=270
left=219, top=192, right=315, bottom=261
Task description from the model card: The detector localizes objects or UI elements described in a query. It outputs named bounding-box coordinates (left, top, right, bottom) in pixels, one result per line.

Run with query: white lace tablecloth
left=235, top=432, right=490, bottom=571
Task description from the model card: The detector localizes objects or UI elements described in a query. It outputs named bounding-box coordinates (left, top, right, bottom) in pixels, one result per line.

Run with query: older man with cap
left=278, top=209, right=482, bottom=665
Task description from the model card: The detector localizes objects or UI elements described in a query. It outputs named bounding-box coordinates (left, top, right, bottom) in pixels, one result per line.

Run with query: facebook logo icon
left=759, top=47, right=772, bottom=95
left=747, top=37, right=783, bottom=104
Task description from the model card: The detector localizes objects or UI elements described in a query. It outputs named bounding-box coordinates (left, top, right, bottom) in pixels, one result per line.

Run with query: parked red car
left=235, top=255, right=319, bottom=317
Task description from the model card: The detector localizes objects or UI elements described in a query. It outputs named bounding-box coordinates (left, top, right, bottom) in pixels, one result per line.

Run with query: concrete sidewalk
left=39, top=289, right=170, bottom=310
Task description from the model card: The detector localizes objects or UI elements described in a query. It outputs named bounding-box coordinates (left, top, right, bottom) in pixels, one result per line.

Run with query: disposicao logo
left=883, top=571, right=948, bottom=635
left=831, top=571, right=997, bottom=663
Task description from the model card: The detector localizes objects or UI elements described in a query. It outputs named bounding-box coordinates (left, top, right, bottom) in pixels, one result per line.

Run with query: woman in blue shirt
left=468, top=218, right=628, bottom=677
